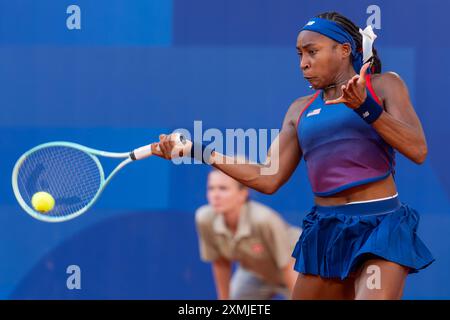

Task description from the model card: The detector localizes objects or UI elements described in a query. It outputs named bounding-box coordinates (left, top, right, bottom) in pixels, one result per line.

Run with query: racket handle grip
left=130, top=133, right=186, bottom=161
left=130, top=144, right=157, bottom=161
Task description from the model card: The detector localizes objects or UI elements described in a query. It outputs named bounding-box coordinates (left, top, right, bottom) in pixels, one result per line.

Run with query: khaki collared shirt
left=195, top=201, right=301, bottom=285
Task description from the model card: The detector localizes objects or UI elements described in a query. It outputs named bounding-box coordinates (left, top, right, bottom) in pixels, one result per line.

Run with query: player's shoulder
left=370, top=72, right=407, bottom=92
left=284, top=93, right=319, bottom=127
left=369, top=72, right=408, bottom=102
left=293, top=93, right=318, bottom=106
left=195, top=204, right=216, bottom=225
left=290, top=94, right=318, bottom=113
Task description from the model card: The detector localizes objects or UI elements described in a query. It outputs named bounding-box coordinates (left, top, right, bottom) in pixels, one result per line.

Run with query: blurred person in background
left=195, top=169, right=301, bottom=300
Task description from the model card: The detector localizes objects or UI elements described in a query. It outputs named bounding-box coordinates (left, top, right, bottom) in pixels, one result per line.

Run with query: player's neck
left=323, top=66, right=357, bottom=101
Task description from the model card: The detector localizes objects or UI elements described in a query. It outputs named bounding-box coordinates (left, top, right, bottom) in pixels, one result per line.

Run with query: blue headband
left=301, top=17, right=364, bottom=73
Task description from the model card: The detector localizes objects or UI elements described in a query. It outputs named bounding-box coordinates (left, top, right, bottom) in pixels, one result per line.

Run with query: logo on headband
left=305, top=20, right=315, bottom=26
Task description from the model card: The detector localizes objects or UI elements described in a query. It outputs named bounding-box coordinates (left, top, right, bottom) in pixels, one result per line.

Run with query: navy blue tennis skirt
left=292, top=196, right=435, bottom=280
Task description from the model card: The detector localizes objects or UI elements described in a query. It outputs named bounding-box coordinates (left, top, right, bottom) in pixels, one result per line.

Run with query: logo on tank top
left=306, top=108, right=321, bottom=117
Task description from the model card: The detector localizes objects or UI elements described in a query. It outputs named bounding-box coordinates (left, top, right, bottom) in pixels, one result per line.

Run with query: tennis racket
left=11, top=133, right=186, bottom=223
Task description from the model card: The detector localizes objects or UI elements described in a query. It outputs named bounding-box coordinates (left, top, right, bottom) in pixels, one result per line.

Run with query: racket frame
left=12, top=133, right=184, bottom=223
left=12, top=141, right=133, bottom=223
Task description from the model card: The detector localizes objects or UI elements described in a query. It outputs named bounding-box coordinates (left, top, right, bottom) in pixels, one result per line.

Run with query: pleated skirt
left=292, top=196, right=435, bottom=280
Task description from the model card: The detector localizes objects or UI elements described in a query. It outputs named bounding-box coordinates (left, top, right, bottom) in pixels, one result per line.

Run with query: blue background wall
left=0, top=0, right=449, bottom=299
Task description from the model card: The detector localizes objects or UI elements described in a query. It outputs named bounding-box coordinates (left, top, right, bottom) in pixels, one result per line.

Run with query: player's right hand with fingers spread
left=324, top=62, right=370, bottom=109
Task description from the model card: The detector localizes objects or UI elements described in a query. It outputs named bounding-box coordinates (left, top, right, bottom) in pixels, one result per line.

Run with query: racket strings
left=17, top=146, right=102, bottom=218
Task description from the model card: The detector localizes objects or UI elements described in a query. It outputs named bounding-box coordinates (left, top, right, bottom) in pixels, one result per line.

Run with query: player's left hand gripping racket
left=11, top=133, right=186, bottom=223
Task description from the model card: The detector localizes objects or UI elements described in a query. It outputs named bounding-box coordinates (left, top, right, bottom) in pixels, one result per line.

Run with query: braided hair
left=317, top=11, right=381, bottom=74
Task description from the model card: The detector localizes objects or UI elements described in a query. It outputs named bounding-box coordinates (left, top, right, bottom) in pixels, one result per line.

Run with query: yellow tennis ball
left=31, top=191, right=55, bottom=213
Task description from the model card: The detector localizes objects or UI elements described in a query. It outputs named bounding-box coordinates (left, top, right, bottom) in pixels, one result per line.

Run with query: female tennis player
left=153, top=11, right=434, bottom=299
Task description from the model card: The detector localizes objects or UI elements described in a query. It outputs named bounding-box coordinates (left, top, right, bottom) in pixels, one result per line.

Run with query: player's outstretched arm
left=152, top=98, right=309, bottom=194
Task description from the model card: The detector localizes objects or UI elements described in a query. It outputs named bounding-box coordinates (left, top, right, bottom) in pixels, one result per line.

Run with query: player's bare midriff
left=314, top=174, right=398, bottom=206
